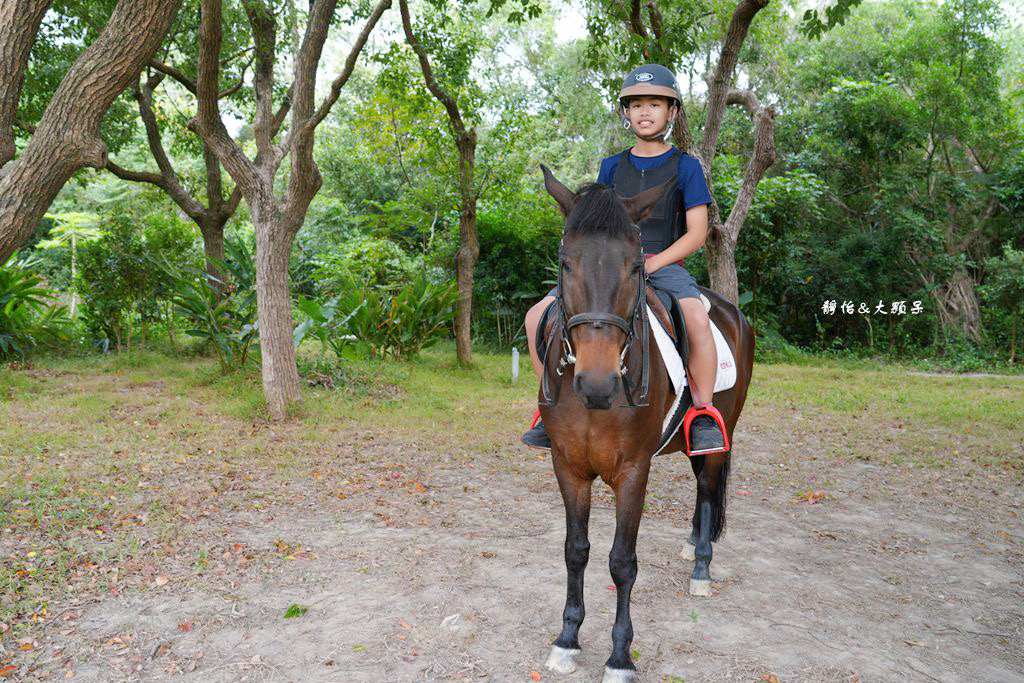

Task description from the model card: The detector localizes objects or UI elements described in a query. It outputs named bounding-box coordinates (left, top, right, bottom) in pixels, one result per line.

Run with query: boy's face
left=625, top=96, right=676, bottom=137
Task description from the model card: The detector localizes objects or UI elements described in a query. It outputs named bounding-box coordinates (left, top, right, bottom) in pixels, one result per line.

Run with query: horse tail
left=710, top=455, right=729, bottom=542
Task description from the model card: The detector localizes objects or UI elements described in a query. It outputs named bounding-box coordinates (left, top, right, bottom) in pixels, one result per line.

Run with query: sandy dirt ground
left=4, top=388, right=1023, bottom=682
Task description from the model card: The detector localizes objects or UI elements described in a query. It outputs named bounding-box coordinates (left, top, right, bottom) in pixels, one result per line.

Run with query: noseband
left=540, top=231, right=651, bottom=408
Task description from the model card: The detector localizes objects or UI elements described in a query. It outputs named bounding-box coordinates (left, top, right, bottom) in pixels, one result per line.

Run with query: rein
left=540, top=229, right=651, bottom=408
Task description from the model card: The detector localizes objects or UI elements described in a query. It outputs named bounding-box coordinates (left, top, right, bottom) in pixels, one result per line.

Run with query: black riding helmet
left=619, top=64, right=682, bottom=141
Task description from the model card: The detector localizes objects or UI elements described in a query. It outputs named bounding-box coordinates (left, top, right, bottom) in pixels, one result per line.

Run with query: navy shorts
left=546, top=263, right=701, bottom=301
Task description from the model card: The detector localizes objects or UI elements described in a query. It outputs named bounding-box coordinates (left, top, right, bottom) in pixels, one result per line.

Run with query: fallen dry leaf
left=0, top=665, right=18, bottom=678
left=530, top=671, right=542, bottom=681
left=797, top=490, right=826, bottom=504
left=154, top=575, right=170, bottom=587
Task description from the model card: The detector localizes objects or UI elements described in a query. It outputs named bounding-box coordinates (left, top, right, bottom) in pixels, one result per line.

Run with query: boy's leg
left=522, top=295, right=556, bottom=449
left=679, top=297, right=725, bottom=453
left=526, top=296, right=556, bottom=380
left=679, top=298, right=716, bottom=407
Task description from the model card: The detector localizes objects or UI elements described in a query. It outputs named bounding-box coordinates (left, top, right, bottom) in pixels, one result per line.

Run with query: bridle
left=540, top=228, right=651, bottom=408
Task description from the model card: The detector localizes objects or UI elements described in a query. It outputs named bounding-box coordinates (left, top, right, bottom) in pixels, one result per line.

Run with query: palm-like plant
left=0, top=255, right=70, bottom=358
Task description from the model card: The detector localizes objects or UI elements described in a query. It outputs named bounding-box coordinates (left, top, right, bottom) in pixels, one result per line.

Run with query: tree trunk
left=0, top=0, right=182, bottom=263
left=454, top=200, right=479, bottom=364
left=933, top=268, right=982, bottom=343
left=454, top=136, right=478, bottom=365
left=0, top=0, right=52, bottom=166
left=703, top=103, right=776, bottom=305
left=706, top=229, right=739, bottom=307
left=253, top=207, right=301, bottom=418
left=199, top=213, right=227, bottom=288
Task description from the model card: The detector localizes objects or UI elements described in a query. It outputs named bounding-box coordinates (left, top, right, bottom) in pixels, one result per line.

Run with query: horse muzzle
left=573, top=370, right=621, bottom=410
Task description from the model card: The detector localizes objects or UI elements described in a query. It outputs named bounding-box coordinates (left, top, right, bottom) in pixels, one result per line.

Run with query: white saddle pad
left=647, top=305, right=738, bottom=397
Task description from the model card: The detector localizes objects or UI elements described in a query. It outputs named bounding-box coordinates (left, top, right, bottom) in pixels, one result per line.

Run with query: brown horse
left=537, top=166, right=754, bottom=682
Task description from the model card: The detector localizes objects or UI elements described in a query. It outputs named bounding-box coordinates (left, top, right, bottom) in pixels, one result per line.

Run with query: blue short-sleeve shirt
left=597, top=147, right=712, bottom=210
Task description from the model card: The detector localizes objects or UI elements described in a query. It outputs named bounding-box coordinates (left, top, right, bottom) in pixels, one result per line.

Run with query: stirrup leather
left=682, top=404, right=730, bottom=456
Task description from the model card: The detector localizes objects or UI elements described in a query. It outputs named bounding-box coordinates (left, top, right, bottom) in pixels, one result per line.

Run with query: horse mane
left=564, top=183, right=634, bottom=238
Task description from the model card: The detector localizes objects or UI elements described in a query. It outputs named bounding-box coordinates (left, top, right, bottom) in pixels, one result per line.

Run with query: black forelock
left=564, top=183, right=634, bottom=238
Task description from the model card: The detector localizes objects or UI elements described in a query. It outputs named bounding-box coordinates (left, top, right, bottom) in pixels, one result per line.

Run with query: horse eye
left=561, top=261, right=572, bottom=274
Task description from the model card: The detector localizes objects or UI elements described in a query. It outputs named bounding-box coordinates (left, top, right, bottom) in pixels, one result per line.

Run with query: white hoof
left=689, top=578, right=712, bottom=597
left=602, top=666, right=638, bottom=683
left=680, top=542, right=696, bottom=561
left=544, top=646, right=580, bottom=674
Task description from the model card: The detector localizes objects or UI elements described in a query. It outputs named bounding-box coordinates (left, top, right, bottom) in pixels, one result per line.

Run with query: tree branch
left=304, top=0, right=393, bottom=136
left=105, top=160, right=164, bottom=186
left=130, top=74, right=206, bottom=220
left=399, top=0, right=469, bottom=143
left=148, top=59, right=196, bottom=94
left=646, top=0, right=663, bottom=43
left=242, top=0, right=277, bottom=164
left=192, top=0, right=261, bottom=201
left=0, top=0, right=182, bottom=263
left=629, top=0, right=649, bottom=35
left=700, top=0, right=769, bottom=164
left=725, top=87, right=762, bottom=118
left=721, top=104, right=776, bottom=241
left=0, top=0, right=53, bottom=166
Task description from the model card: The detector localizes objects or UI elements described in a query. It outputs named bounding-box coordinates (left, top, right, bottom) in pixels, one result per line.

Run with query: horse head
left=540, top=164, right=674, bottom=409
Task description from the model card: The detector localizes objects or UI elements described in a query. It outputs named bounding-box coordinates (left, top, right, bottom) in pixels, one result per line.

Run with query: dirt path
left=4, top=381, right=1023, bottom=682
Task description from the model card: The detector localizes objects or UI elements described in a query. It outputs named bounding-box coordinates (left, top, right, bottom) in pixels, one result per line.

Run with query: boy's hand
left=643, top=257, right=659, bottom=275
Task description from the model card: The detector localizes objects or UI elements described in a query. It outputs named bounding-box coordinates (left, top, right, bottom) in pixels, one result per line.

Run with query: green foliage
left=314, top=235, right=421, bottom=294
left=473, top=192, right=563, bottom=346
left=0, top=256, right=71, bottom=359
left=283, top=604, right=308, bottom=618
left=979, top=244, right=1024, bottom=361
left=293, top=296, right=362, bottom=360
left=799, top=0, right=865, bottom=40
left=76, top=217, right=161, bottom=351
left=158, top=239, right=259, bottom=372
left=327, top=272, right=458, bottom=360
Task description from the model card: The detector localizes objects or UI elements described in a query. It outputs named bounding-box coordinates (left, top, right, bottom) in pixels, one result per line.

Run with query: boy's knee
left=525, top=297, right=553, bottom=331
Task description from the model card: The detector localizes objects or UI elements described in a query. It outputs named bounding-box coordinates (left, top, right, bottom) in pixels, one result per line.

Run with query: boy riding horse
left=522, top=63, right=727, bottom=455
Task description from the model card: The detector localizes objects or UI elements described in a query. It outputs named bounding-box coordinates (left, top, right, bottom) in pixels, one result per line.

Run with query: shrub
left=325, top=271, right=457, bottom=360
left=0, top=255, right=70, bottom=359
left=157, top=238, right=258, bottom=371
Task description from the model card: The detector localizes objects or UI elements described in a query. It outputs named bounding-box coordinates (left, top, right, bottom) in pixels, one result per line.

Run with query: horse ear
left=541, top=164, right=576, bottom=217
left=620, top=175, right=676, bottom=225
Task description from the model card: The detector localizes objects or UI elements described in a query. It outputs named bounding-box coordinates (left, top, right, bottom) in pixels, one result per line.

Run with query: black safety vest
left=611, top=149, right=683, bottom=255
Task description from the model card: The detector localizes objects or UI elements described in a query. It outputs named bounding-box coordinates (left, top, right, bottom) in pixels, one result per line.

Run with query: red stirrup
left=682, top=403, right=730, bottom=456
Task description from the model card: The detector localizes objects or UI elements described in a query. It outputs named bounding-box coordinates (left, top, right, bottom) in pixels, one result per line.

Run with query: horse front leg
left=602, top=464, right=650, bottom=683
left=689, top=452, right=730, bottom=596
left=545, top=453, right=593, bottom=674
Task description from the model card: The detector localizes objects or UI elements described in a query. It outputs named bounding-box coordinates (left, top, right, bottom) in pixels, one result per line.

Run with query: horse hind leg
left=546, top=465, right=593, bottom=675
left=689, top=453, right=729, bottom=597
left=680, top=454, right=708, bottom=562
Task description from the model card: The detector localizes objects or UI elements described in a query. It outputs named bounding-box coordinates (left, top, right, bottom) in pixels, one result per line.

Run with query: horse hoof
left=545, top=646, right=580, bottom=674
left=602, top=666, right=638, bottom=683
left=680, top=542, right=696, bottom=561
left=689, top=578, right=712, bottom=597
